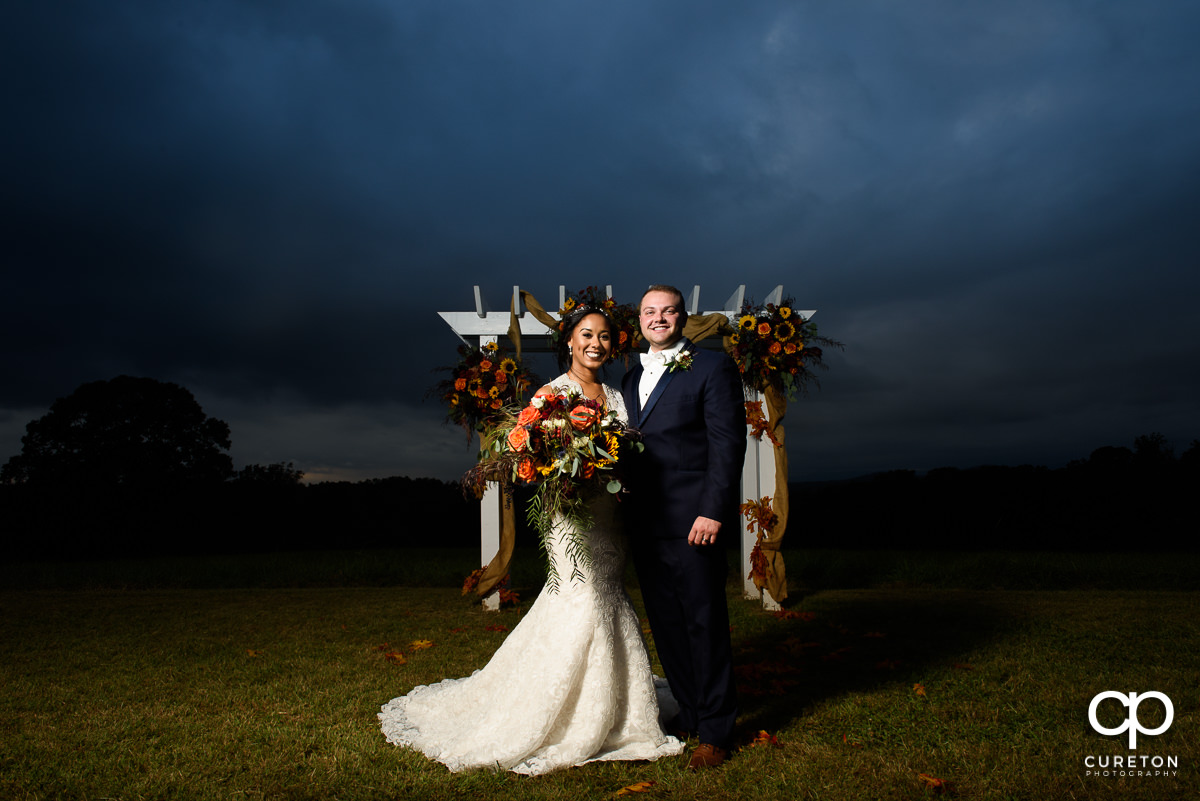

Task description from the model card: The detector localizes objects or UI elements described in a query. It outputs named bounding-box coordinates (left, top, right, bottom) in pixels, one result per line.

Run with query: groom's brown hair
left=639, top=284, right=689, bottom=325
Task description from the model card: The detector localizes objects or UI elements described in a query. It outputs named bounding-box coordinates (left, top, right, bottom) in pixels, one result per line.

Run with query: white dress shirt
left=638, top=339, right=687, bottom=408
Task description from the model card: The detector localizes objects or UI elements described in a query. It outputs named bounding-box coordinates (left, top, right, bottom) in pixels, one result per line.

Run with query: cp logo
left=1088, top=691, right=1174, bottom=749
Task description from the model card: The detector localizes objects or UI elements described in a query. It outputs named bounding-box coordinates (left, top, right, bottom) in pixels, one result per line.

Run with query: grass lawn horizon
left=3, top=552, right=1197, bottom=800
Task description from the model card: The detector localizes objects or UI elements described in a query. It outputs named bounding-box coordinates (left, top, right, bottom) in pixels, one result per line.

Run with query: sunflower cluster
left=437, top=342, right=536, bottom=436
left=554, top=286, right=640, bottom=363
left=463, top=388, right=642, bottom=589
left=728, top=298, right=825, bottom=399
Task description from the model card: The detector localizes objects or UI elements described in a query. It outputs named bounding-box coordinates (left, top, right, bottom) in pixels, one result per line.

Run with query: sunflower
left=779, top=306, right=793, bottom=319
left=602, top=432, right=620, bottom=463
left=499, top=357, right=517, bottom=373
left=562, top=297, right=577, bottom=313
left=488, top=386, right=501, bottom=398
left=774, top=321, right=796, bottom=342
left=739, top=315, right=756, bottom=331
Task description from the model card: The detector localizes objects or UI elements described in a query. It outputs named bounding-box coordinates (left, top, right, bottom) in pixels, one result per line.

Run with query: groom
left=621, top=284, right=746, bottom=770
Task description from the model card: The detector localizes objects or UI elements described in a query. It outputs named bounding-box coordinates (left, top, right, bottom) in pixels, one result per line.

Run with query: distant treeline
left=4, top=438, right=1196, bottom=560
left=792, top=438, right=1198, bottom=552
left=1, top=476, right=481, bottom=560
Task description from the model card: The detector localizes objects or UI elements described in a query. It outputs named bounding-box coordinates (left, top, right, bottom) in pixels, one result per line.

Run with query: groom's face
left=639, top=290, right=685, bottom=352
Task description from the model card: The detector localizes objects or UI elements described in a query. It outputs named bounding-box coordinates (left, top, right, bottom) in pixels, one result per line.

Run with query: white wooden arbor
left=438, top=285, right=815, bottom=611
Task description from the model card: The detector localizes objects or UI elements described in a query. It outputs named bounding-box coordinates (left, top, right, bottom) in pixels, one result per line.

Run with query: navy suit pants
left=633, top=536, right=737, bottom=749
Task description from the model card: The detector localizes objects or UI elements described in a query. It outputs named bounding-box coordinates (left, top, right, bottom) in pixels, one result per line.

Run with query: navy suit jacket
left=621, top=340, right=747, bottom=539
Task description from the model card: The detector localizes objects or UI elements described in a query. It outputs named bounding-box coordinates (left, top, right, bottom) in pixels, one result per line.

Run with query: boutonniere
left=665, top=351, right=694, bottom=373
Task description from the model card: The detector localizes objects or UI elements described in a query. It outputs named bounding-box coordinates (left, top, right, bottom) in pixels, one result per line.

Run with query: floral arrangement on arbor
left=435, top=341, right=537, bottom=438
left=740, top=496, right=779, bottom=586
left=729, top=298, right=834, bottom=400
left=553, top=286, right=640, bottom=363
left=744, top=401, right=781, bottom=447
left=462, top=388, right=643, bottom=590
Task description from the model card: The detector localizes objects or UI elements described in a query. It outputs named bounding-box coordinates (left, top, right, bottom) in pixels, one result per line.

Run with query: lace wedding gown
left=379, top=376, right=682, bottom=775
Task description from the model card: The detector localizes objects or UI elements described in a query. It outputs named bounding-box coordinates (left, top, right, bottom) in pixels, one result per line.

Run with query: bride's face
left=569, top=313, right=614, bottom=371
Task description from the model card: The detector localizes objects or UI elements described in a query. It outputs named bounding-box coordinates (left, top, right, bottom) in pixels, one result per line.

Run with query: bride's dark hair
left=556, top=305, right=616, bottom=373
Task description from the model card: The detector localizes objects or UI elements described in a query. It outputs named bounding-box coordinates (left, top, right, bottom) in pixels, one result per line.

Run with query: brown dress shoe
left=687, top=743, right=729, bottom=770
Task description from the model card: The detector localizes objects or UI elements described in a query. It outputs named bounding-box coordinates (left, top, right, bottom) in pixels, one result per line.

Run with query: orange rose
left=784, top=343, right=797, bottom=354
left=507, top=426, right=530, bottom=452
left=454, top=377, right=467, bottom=391
left=479, top=360, right=493, bottom=371
left=476, top=388, right=489, bottom=399
left=569, top=405, right=598, bottom=431
left=516, top=405, right=541, bottom=426
left=758, top=322, right=772, bottom=336
left=490, top=398, right=502, bottom=409
left=516, top=457, right=537, bottom=482
left=494, top=371, right=508, bottom=385
left=769, top=341, right=782, bottom=354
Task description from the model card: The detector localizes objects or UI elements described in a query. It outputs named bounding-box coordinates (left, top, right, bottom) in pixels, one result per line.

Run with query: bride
left=379, top=305, right=683, bottom=774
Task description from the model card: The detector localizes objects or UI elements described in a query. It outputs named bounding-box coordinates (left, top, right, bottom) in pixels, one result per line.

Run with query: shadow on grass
left=730, top=590, right=1015, bottom=741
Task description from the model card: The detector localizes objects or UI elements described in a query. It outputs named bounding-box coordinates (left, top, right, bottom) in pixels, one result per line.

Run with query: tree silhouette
left=235, top=462, right=306, bottom=485
left=1, top=375, right=233, bottom=488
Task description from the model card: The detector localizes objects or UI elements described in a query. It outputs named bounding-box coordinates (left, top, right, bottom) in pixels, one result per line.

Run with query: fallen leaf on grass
left=615, top=780, right=656, bottom=795
left=842, top=734, right=863, bottom=748
left=820, top=647, right=852, bottom=662
left=246, top=649, right=263, bottom=658
left=409, top=640, right=434, bottom=650
left=374, top=643, right=391, bottom=651
left=384, top=652, right=407, bottom=665
left=772, top=610, right=816, bottom=622
left=749, top=730, right=780, bottom=747
left=913, top=683, right=927, bottom=697
left=917, top=773, right=953, bottom=793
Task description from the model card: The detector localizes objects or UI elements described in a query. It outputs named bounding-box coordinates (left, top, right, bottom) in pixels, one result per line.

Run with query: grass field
left=2, top=549, right=1197, bottom=800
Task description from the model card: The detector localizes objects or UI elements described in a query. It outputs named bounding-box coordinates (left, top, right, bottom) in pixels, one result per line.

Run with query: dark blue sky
left=4, top=1, right=1199, bottom=483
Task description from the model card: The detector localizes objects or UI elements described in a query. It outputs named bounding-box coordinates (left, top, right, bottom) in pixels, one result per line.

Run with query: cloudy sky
left=4, top=1, right=1199, bottom=484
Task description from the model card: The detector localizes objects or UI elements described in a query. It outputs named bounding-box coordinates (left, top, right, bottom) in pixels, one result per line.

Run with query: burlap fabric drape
left=470, top=292, right=559, bottom=598
left=756, top=386, right=789, bottom=604
left=690, top=313, right=789, bottom=605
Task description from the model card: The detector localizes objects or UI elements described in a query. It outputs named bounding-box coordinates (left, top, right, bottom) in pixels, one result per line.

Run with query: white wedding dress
left=379, top=376, right=682, bottom=775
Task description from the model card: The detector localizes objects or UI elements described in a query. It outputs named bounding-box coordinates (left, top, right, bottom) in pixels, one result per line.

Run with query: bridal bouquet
left=462, top=389, right=642, bottom=588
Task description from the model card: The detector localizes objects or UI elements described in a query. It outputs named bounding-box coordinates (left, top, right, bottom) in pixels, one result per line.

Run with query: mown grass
left=5, top=546, right=1199, bottom=592
left=2, top=550, right=1198, bottom=800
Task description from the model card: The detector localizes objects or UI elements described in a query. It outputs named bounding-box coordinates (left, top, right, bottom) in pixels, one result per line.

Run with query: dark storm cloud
left=4, top=1, right=1199, bottom=479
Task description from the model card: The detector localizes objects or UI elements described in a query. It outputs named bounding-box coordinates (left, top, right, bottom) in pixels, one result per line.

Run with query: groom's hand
left=688, top=516, right=722, bottom=546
